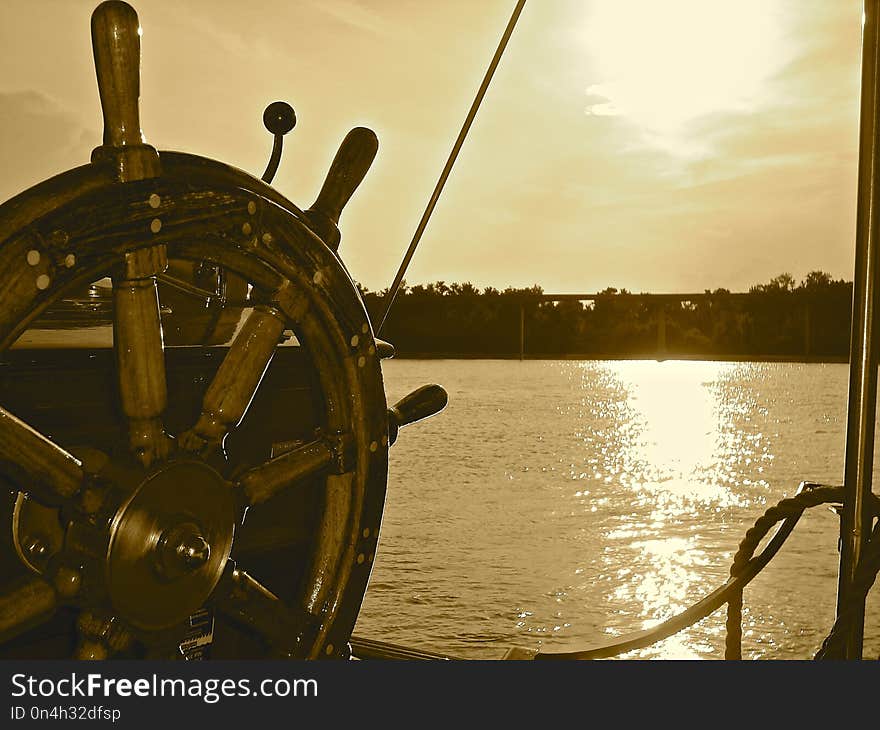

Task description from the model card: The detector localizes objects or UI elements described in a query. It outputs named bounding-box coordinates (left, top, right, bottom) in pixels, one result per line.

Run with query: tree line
left=359, top=272, right=853, bottom=359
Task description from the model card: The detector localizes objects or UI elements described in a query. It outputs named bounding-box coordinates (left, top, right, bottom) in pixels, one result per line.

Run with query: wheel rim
left=0, top=164, right=389, bottom=659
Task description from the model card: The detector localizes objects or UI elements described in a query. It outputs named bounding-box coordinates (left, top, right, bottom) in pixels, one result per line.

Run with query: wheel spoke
left=75, top=612, right=133, bottom=660
left=0, top=405, right=83, bottom=503
left=233, top=524, right=309, bottom=555
left=236, top=433, right=351, bottom=506
left=113, top=246, right=170, bottom=467
left=0, top=575, right=58, bottom=643
left=233, top=497, right=314, bottom=555
left=212, top=566, right=317, bottom=656
left=179, top=305, right=286, bottom=453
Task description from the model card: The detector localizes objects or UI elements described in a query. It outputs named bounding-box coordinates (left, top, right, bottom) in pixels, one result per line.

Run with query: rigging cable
left=375, top=0, right=527, bottom=335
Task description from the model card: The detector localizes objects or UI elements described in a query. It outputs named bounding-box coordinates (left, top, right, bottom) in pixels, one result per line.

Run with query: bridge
left=516, top=291, right=814, bottom=361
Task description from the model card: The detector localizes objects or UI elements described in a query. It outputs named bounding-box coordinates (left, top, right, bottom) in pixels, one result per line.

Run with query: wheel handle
left=90, top=0, right=160, bottom=180
left=388, top=384, right=448, bottom=445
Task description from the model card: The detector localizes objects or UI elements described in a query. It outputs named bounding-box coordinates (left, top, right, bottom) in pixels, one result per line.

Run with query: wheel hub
left=106, top=460, right=235, bottom=631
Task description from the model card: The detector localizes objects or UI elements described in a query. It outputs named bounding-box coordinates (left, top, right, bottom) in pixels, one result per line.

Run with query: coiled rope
left=725, top=484, right=880, bottom=660
left=724, top=484, right=847, bottom=658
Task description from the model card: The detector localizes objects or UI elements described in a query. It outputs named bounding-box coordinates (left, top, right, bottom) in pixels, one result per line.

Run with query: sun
left=580, top=0, right=790, bottom=147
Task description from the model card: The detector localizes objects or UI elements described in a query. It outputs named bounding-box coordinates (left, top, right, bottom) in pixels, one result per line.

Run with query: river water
left=353, top=359, right=880, bottom=659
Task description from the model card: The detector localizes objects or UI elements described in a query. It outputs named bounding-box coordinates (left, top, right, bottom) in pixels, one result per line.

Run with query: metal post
left=519, top=302, right=525, bottom=361
left=803, top=300, right=811, bottom=357
left=656, top=306, right=667, bottom=356
left=837, top=0, right=880, bottom=659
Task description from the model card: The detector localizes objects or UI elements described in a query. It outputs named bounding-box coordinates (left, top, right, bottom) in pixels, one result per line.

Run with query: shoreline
left=391, top=352, right=850, bottom=363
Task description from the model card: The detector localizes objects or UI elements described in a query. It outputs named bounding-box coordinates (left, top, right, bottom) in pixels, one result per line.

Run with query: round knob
left=263, top=101, right=296, bottom=136
left=176, top=533, right=211, bottom=569
left=157, top=523, right=211, bottom=578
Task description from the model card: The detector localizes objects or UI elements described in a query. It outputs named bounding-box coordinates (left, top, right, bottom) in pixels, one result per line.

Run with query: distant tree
left=750, top=273, right=796, bottom=294
left=450, top=282, right=479, bottom=296
left=800, top=270, right=833, bottom=290
left=772, top=273, right=796, bottom=291
left=360, top=277, right=852, bottom=358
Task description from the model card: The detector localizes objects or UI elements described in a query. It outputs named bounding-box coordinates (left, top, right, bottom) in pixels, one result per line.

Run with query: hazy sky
left=0, top=0, right=866, bottom=293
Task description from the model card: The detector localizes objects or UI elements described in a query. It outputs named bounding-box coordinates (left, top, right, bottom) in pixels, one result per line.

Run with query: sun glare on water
left=611, top=360, right=748, bottom=505
left=580, top=0, right=790, bottom=149
left=593, top=360, right=767, bottom=657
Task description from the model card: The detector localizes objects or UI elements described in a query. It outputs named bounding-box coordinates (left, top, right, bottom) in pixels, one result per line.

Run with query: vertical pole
left=519, top=302, right=525, bottom=361
left=803, top=300, right=811, bottom=357
left=837, top=0, right=880, bottom=659
left=657, top=305, right=667, bottom=356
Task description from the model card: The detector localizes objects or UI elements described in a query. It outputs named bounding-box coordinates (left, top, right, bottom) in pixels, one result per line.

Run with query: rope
left=536, top=484, right=880, bottom=660
left=535, top=484, right=830, bottom=659
left=352, top=484, right=880, bottom=660
left=723, top=484, right=845, bottom=659
left=724, top=589, right=743, bottom=660
left=723, top=485, right=880, bottom=660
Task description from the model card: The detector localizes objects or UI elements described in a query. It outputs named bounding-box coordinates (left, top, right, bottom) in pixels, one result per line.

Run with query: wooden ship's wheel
left=0, top=1, right=446, bottom=659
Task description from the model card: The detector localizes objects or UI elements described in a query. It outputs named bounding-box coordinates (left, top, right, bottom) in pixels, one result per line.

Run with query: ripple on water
left=354, top=360, right=880, bottom=659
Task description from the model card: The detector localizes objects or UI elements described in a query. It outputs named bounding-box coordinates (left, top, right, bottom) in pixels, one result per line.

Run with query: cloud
left=304, top=0, right=394, bottom=37
left=0, top=0, right=865, bottom=295
left=0, top=90, right=98, bottom=202
left=585, top=85, right=619, bottom=117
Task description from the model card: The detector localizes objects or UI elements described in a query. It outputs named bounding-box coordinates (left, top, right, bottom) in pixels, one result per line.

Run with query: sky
left=0, top=0, right=866, bottom=294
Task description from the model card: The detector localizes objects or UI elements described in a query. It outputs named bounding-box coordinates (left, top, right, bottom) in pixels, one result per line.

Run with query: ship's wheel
left=0, top=1, right=446, bottom=659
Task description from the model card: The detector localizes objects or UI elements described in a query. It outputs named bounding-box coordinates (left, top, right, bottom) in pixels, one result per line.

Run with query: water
left=354, top=360, right=880, bottom=660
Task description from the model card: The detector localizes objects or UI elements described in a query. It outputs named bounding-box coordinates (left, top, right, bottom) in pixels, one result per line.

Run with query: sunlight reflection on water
left=355, top=360, right=880, bottom=660
left=586, top=361, right=751, bottom=656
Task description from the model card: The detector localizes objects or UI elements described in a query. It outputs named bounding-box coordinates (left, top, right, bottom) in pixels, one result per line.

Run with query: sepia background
left=0, top=0, right=865, bottom=294
left=0, top=0, right=876, bottom=660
